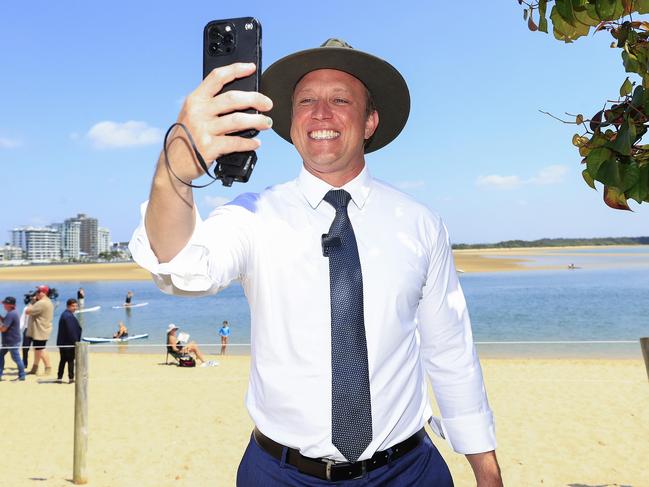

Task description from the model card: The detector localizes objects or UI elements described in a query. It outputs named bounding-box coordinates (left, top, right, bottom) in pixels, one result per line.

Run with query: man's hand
left=466, top=450, right=503, bottom=487
left=166, top=62, right=274, bottom=182
left=146, top=62, right=273, bottom=263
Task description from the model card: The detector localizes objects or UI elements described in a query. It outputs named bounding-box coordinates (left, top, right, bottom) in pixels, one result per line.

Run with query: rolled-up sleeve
left=417, top=218, right=496, bottom=454
left=128, top=197, right=255, bottom=297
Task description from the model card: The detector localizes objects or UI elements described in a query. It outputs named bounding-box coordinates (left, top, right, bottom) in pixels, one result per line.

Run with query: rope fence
left=0, top=339, right=642, bottom=350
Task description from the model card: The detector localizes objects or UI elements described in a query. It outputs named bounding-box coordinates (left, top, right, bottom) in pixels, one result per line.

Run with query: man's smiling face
left=290, top=69, right=378, bottom=185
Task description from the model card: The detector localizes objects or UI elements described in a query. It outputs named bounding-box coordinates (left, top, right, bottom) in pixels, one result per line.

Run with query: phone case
left=202, top=17, right=262, bottom=186
left=203, top=17, right=262, bottom=129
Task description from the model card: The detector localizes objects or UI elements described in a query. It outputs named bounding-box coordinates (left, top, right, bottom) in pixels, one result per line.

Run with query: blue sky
left=1, top=1, right=646, bottom=244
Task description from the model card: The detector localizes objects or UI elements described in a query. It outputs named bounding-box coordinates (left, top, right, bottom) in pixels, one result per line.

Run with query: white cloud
left=529, top=165, right=568, bottom=185
left=396, top=180, right=426, bottom=190
left=203, top=195, right=230, bottom=209
left=476, top=174, right=522, bottom=189
left=87, top=121, right=162, bottom=149
left=477, top=165, right=568, bottom=190
left=0, top=137, right=21, bottom=148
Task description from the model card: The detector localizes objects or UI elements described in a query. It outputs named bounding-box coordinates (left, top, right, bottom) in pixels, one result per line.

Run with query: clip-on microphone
left=321, top=234, right=342, bottom=257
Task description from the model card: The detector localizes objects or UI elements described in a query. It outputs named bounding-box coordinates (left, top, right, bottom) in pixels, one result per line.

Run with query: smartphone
left=203, top=17, right=262, bottom=186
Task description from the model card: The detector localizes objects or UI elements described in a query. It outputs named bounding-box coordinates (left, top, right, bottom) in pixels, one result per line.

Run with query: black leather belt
left=252, top=427, right=427, bottom=482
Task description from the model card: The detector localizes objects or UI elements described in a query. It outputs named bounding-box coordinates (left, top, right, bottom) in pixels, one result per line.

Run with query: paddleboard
left=76, top=305, right=101, bottom=314
left=82, top=333, right=149, bottom=344
left=112, top=302, right=149, bottom=309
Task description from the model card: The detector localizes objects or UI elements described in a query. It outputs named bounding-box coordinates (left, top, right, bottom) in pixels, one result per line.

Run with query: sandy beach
left=1, top=353, right=648, bottom=486
left=0, top=245, right=614, bottom=281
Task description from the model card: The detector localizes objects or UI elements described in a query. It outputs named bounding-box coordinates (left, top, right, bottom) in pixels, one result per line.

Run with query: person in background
left=25, top=285, right=54, bottom=376
left=166, top=324, right=205, bottom=364
left=113, top=321, right=128, bottom=339
left=77, top=288, right=85, bottom=306
left=21, top=296, right=34, bottom=368
left=0, top=296, right=26, bottom=381
left=56, top=298, right=81, bottom=384
left=218, top=320, right=231, bottom=355
left=124, top=291, right=133, bottom=306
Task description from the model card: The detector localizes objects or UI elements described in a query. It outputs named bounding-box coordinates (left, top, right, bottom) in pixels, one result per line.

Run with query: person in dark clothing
left=56, top=298, right=82, bottom=383
left=0, top=296, right=26, bottom=381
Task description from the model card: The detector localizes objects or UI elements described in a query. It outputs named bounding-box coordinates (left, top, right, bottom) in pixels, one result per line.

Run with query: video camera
left=23, top=287, right=59, bottom=305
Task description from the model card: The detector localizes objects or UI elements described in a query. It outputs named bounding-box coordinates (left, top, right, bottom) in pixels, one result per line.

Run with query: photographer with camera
left=25, top=285, right=54, bottom=376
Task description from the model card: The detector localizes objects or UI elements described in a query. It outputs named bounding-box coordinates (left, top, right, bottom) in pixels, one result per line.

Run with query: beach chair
left=165, top=347, right=196, bottom=367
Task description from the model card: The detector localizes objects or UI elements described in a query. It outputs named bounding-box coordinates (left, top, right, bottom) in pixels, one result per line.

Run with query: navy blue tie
left=322, top=189, right=372, bottom=463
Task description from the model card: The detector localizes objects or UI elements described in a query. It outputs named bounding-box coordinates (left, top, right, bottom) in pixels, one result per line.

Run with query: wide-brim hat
left=166, top=323, right=179, bottom=334
left=261, top=38, right=410, bottom=154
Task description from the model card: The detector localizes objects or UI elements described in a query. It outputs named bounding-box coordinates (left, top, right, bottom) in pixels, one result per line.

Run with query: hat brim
left=261, top=47, right=410, bottom=154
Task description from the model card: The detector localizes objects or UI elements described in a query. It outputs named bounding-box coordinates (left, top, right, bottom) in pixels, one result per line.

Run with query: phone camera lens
left=223, top=33, right=234, bottom=44
left=209, top=27, right=223, bottom=41
left=208, top=43, right=221, bottom=55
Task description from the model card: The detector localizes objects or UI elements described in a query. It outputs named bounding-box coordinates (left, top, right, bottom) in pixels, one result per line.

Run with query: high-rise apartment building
left=98, top=227, right=111, bottom=255
left=11, top=226, right=61, bottom=261
left=61, top=219, right=81, bottom=260
left=67, top=214, right=98, bottom=258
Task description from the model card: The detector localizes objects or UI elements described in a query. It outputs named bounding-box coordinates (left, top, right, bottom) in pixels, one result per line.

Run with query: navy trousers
left=236, top=433, right=454, bottom=486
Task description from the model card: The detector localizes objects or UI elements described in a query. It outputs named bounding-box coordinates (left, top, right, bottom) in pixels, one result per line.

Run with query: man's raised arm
left=145, top=62, right=273, bottom=263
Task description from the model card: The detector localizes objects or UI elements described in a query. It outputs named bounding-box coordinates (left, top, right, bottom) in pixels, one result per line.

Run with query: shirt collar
left=297, top=165, right=373, bottom=210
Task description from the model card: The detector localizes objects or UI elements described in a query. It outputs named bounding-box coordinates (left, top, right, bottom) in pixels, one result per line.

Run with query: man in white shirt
left=130, top=39, right=502, bottom=486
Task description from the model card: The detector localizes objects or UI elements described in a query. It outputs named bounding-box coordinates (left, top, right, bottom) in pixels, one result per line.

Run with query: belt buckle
left=325, top=460, right=334, bottom=481
left=325, top=460, right=366, bottom=482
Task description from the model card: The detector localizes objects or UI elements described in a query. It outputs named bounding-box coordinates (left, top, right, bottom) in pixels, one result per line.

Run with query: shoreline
left=1, top=244, right=635, bottom=280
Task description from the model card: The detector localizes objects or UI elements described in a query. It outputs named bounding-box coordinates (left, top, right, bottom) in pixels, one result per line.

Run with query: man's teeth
left=309, top=130, right=340, bottom=140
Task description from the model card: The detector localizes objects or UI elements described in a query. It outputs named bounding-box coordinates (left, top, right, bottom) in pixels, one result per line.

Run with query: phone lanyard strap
left=163, top=122, right=218, bottom=189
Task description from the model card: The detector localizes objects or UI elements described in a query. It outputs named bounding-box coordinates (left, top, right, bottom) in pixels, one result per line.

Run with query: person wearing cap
left=130, top=39, right=501, bottom=485
left=56, top=298, right=82, bottom=384
left=166, top=324, right=205, bottom=364
left=25, top=285, right=54, bottom=375
left=0, top=296, right=26, bottom=381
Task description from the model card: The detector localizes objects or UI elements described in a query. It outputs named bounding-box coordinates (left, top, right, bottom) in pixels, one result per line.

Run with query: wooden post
left=641, top=338, right=649, bottom=383
left=73, top=342, right=89, bottom=484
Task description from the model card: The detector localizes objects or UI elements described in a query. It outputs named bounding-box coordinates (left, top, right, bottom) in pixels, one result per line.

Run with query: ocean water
left=2, top=247, right=648, bottom=358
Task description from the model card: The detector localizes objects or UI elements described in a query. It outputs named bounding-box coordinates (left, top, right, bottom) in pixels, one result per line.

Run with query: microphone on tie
left=321, top=234, right=342, bottom=257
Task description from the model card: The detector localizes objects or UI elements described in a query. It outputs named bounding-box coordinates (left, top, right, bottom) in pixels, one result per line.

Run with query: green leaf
left=586, top=147, right=612, bottom=177
left=631, top=85, right=645, bottom=107
left=636, top=0, right=649, bottom=14
left=539, top=0, right=548, bottom=18
left=622, top=50, right=641, bottom=73
left=627, top=166, right=649, bottom=202
left=574, top=8, right=600, bottom=27
left=551, top=5, right=578, bottom=41
left=597, top=160, right=623, bottom=186
left=620, top=161, right=640, bottom=191
left=539, top=16, right=549, bottom=33
left=611, top=121, right=632, bottom=155
left=582, top=168, right=597, bottom=189
left=595, top=0, right=620, bottom=20
left=556, top=0, right=577, bottom=25
left=620, top=77, right=633, bottom=96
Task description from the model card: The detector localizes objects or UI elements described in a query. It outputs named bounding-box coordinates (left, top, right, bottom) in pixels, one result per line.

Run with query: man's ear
left=364, top=110, right=379, bottom=140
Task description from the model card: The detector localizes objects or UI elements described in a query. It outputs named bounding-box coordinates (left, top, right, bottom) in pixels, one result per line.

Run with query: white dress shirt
left=129, top=165, right=496, bottom=461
